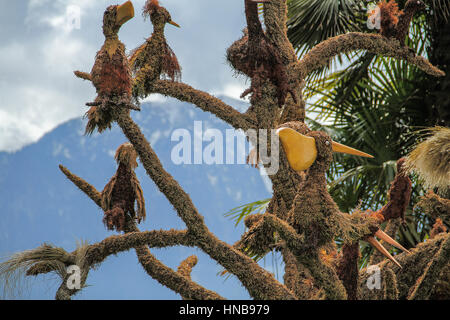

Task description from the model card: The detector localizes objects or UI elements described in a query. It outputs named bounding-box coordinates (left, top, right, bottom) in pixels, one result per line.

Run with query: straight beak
left=116, top=1, right=135, bottom=26
left=332, top=141, right=374, bottom=158
left=367, top=237, right=402, bottom=268
left=168, top=20, right=181, bottom=28
left=375, top=229, right=411, bottom=253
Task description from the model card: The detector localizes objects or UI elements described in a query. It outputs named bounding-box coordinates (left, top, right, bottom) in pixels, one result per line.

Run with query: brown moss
left=415, top=191, right=450, bottom=226
left=408, top=234, right=450, bottom=299
left=150, top=80, right=254, bottom=130
left=395, top=0, right=426, bottom=44
left=430, top=218, right=448, bottom=239
left=376, top=158, right=412, bottom=222
left=336, top=243, right=360, bottom=300
left=226, top=1, right=297, bottom=107
left=376, top=0, right=402, bottom=39
left=130, top=0, right=181, bottom=100
left=297, top=32, right=445, bottom=79
left=101, top=143, right=146, bottom=231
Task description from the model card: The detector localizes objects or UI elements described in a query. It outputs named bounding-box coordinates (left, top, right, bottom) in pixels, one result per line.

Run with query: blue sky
left=0, top=0, right=250, bottom=152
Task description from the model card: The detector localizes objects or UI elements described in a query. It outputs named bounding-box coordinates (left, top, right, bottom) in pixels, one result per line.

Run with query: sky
left=0, top=0, right=250, bottom=153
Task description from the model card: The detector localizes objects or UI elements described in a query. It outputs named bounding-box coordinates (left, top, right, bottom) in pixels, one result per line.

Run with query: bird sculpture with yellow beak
left=129, top=0, right=181, bottom=100
left=74, top=1, right=138, bottom=135
left=276, top=126, right=409, bottom=268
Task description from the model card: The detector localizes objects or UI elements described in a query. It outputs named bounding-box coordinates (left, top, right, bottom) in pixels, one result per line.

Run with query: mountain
left=0, top=96, right=275, bottom=300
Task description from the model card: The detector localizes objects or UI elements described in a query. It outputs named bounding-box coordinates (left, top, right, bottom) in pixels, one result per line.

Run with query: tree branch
left=149, top=80, right=256, bottom=130
left=177, top=255, right=199, bottom=300
left=116, top=110, right=296, bottom=300
left=59, top=165, right=102, bottom=208
left=297, top=32, right=445, bottom=80
left=55, top=164, right=223, bottom=299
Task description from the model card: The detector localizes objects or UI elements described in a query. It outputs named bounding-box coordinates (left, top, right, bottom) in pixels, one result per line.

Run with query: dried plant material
left=115, top=142, right=139, bottom=169
left=375, top=158, right=412, bottom=222
left=374, top=0, right=402, bottom=39
left=370, top=0, right=425, bottom=44
left=430, top=218, right=448, bottom=239
left=75, top=3, right=136, bottom=135
left=298, top=32, right=445, bottom=79
left=336, top=243, right=360, bottom=300
left=1, top=241, right=90, bottom=299
left=415, top=191, right=450, bottom=226
left=130, top=0, right=181, bottom=99
left=226, top=1, right=297, bottom=107
left=101, top=143, right=146, bottom=232
left=405, top=127, right=450, bottom=191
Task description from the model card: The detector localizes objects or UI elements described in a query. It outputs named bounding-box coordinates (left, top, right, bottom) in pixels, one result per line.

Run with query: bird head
left=143, top=0, right=180, bottom=31
left=276, top=127, right=373, bottom=172
left=404, top=0, right=426, bottom=11
left=115, top=142, right=139, bottom=169
left=102, top=1, right=135, bottom=38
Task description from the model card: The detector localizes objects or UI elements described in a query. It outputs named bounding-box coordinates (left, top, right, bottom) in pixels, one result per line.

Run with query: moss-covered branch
left=297, top=32, right=445, bottom=79
left=415, top=191, right=450, bottom=226
left=149, top=80, right=255, bottom=130
left=59, top=165, right=103, bottom=208
left=117, top=110, right=295, bottom=300
left=359, top=232, right=450, bottom=299
left=54, top=165, right=223, bottom=300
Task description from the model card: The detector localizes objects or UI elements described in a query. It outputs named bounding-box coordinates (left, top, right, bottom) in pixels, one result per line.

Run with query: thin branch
left=59, top=165, right=102, bottom=208
left=177, top=255, right=199, bottom=300
left=297, top=32, right=445, bottom=79
left=149, top=80, right=256, bottom=130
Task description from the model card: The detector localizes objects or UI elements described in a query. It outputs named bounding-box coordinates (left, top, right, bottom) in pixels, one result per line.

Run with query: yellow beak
left=116, top=1, right=135, bottom=26
left=168, top=20, right=181, bottom=28
left=276, top=127, right=317, bottom=172
left=276, top=127, right=374, bottom=172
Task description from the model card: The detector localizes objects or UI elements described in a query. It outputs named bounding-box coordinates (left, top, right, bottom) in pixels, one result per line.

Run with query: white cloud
left=0, top=0, right=249, bottom=153
left=207, top=173, right=218, bottom=187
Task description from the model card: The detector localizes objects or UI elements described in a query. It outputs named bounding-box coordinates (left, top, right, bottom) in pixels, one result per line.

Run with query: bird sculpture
left=276, top=125, right=409, bottom=268
left=74, top=1, right=138, bottom=135
left=101, top=143, right=146, bottom=232
left=371, top=0, right=425, bottom=45
left=226, top=0, right=296, bottom=107
left=129, top=0, right=181, bottom=100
